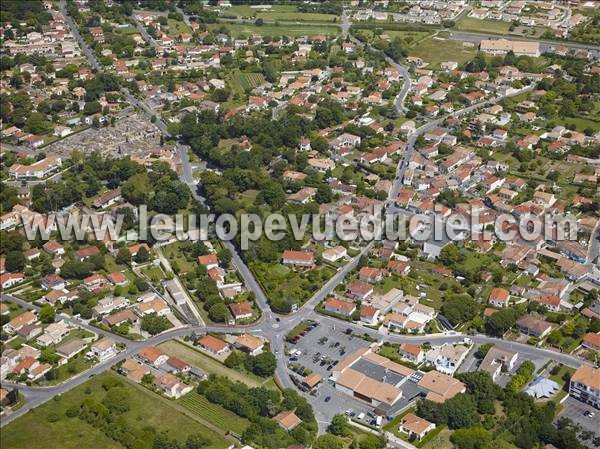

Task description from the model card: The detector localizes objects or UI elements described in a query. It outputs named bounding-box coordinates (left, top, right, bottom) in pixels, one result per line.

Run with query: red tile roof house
left=582, top=332, right=600, bottom=351
left=0, top=272, right=25, bottom=289
left=136, top=346, right=169, bottom=368
left=282, top=250, right=315, bottom=268
left=360, top=305, right=381, bottom=325
left=324, top=298, right=356, bottom=317
left=165, top=356, right=191, bottom=374
left=41, top=273, right=66, bottom=290
left=107, top=271, right=128, bottom=286
left=75, top=245, right=101, bottom=261
left=153, top=372, right=193, bottom=399
left=347, top=281, right=374, bottom=300
left=197, top=335, right=230, bottom=356
left=229, top=301, right=253, bottom=321
left=197, top=254, right=219, bottom=270
left=533, top=294, right=561, bottom=313
left=127, top=243, right=150, bottom=257
left=272, top=410, right=302, bottom=431
left=398, top=343, right=425, bottom=364
left=42, top=240, right=65, bottom=256
left=388, top=260, right=411, bottom=276
left=358, top=267, right=385, bottom=283
left=488, top=288, right=510, bottom=308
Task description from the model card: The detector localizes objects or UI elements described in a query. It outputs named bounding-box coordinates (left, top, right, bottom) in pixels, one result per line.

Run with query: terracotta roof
left=489, top=287, right=510, bottom=303
left=324, top=298, right=356, bottom=313
left=401, top=413, right=434, bottom=435
left=235, top=333, right=264, bottom=351
left=198, top=335, right=229, bottom=352
left=229, top=301, right=253, bottom=318
left=137, top=346, right=165, bottom=363
left=417, top=370, right=465, bottom=403
left=272, top=410, right=302, bottom=430
left=198, top=254, right=218, bottom=266
left=571, top=365, right=600, bottom=390
left=282, top=250, right=314, bottom=262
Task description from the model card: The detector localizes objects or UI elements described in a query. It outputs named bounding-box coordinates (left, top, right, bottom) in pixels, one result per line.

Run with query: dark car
left=324, top=396, right=331, bottom=402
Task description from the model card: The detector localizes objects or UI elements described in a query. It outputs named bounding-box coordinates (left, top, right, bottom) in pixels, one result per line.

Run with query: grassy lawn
left=37, top=355, right=95, bottom=386
left=161, top=241, right=195, bottom=274
left=252, top=262, right=335, bottom=307
left=210, top=23, right=340, bottom=38
left=157, top=339, right=277, bottom=390
left=141, top=265, right=166, bottom=282
left=167, top=18, right=191, bottom=36
left=287, top=321, right=311, bottom=340
left=421, top=427, right=453, bottom=449
left=178, top=390, right=250, bottom=434
left=456, top=17, right=511, bottom=34
left=0, top=372, right=229, bottom=449
left=409, top=36, right=477, bottom=67
left=227, top=4, right=337, bottom=22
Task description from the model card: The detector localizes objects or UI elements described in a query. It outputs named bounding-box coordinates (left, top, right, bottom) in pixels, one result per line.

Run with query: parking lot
left=286, top=320, right=375, bottom=423
left=557, top=396, right=598, bottom=439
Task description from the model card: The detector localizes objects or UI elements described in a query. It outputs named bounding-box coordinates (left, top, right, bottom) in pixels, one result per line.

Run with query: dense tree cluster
left=197, top=376, right=316, bottom=449
left=415, top=369, right=587, bottom=449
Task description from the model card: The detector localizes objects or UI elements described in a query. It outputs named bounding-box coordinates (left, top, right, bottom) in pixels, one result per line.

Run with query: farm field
left=409, top=36, right=477, bottom=67
left=226, top=4, right=337, bottom=23
left=179, top=390, right=250, bottom=434
left=0, top=372, right=229, bottom=449
left=167, top=18, right=191, bottom=36
left=212, top=23, right=340, bottom=38
left=228, top=70, right=267, bottom=95
left=455, top=17, right=512, bottom=34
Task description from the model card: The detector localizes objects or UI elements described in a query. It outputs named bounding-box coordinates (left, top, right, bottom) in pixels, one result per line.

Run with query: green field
left=227, top=4, right=337, bottom=23
left=0, top=372, right=229, bottom=449
left=158, top=339, right=278, bottom=390
left=211, top=23, right=340, bottom=38
left=179, top=390, right=250, bottom=434
left=456, top=17, right=512, bottom=34
left=167, top=18, right=192, bottom=36
left=228, top=70, right=267, bottom=95
left=409, top=36, right=477, bottom=67
left=252, top=262, right=336, bottom=308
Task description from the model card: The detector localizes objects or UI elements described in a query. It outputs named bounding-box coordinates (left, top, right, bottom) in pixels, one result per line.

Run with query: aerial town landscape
left=0, top=1, right=599, bottom=449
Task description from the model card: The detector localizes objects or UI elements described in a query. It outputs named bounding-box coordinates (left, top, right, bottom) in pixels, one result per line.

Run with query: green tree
left=313, top=433, right=343, bottom=449
left=39, top=304, right=56, bottom=323
left=5, top=250, right=25, bottom=272
left=116, top=248, right=131, bottom=265
left=450, top=427, right=492, bottom=449
left=135, top=246, right=149, bottom=263
left=328, top=414, right=350, bottom=436
left=208, top=302, right=229, bottom=322
left=140, top=313, right=171, bottom=335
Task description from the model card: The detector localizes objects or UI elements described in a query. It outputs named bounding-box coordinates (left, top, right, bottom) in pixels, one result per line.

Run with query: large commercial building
left=479, top=39, right=541, bottom=57
left=569, top=365, right=600, bottom=409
